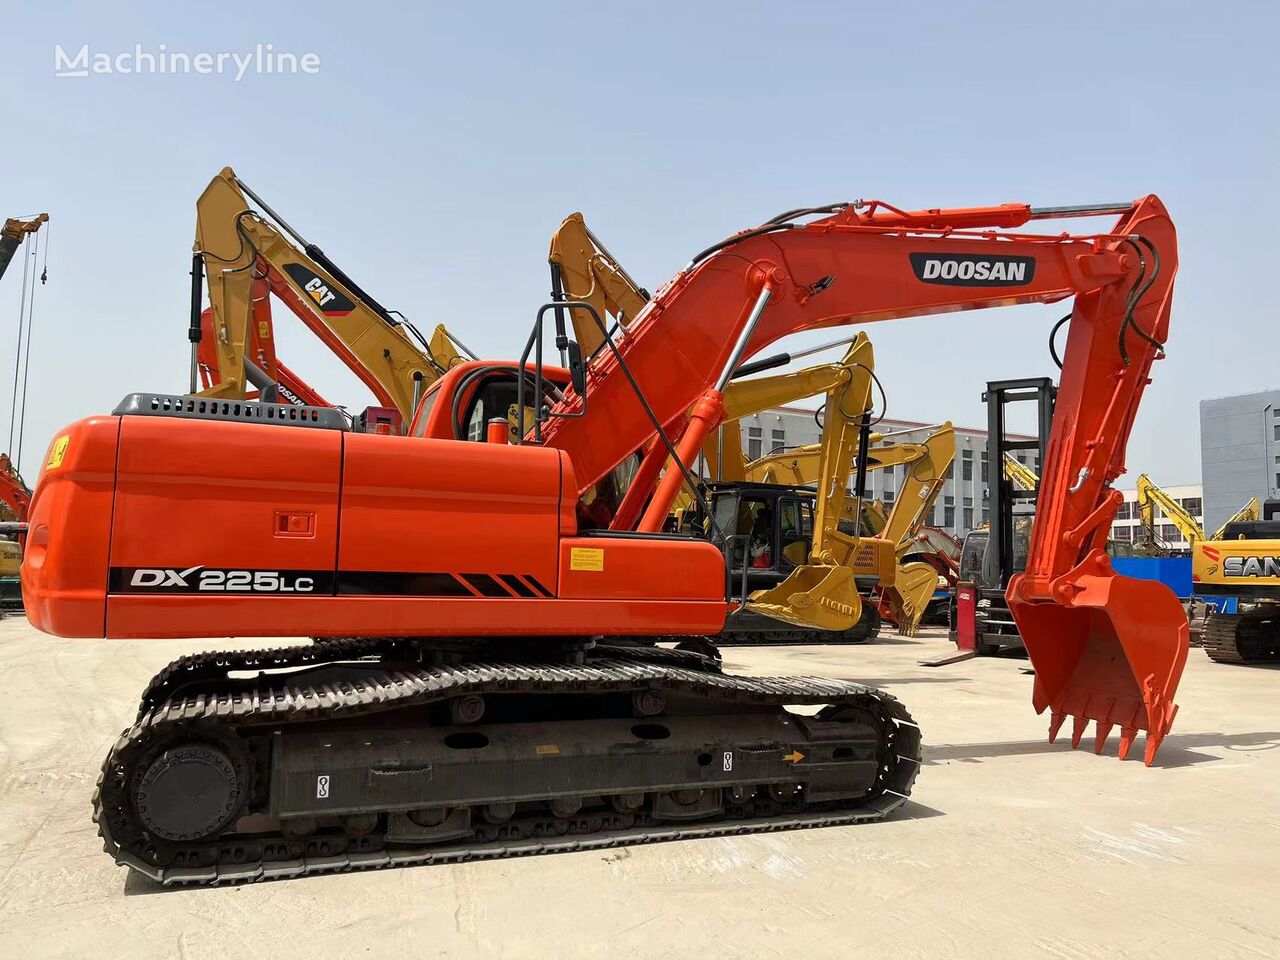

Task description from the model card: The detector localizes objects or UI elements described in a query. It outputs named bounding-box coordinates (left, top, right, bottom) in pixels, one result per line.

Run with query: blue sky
left=2, top=1, right=1276, bottom=484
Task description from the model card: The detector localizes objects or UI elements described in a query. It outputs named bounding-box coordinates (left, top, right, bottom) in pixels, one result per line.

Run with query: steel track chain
left=99, top=647, right=921, bottom=886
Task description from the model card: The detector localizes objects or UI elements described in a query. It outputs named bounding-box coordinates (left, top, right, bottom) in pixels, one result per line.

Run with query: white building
left=730, top=404, right=1039, bottom=542
left=1109, top=482, right=1203, bottom=552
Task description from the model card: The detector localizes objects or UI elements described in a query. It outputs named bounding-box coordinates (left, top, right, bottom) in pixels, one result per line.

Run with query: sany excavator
left=24, top=192, right=1186, bottom=885
left=1193, top=498, right=1280, bottom=663
left=189, top=167, right=470, bottom=431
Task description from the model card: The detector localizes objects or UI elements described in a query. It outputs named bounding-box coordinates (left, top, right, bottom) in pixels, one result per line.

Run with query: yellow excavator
left=1194, top=500, right=1280, bottom=663
left=736, top=424, right=956, bottom=634
left=1134, top=473, right=1203, bottom=555
left=1133, top=473, right=1260, bottom=556
left=190, top=167, right=468, bottom=428
left=1003, top=451, right=1039, bottom=493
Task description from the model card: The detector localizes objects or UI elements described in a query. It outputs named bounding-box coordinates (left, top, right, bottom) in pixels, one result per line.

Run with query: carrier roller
left=94, top=641, right=920, bottom=885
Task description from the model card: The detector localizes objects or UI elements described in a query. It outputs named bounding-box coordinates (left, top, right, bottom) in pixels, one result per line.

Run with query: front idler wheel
left=134, top=741, right=246, bottom=843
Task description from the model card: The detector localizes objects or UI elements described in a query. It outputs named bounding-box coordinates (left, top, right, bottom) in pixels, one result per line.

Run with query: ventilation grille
left=112, top=393, right=348, bottom=431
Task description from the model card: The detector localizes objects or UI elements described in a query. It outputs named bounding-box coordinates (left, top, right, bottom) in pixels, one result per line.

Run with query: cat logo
left=282, top=263, right=356, bottom=316
left=304, top=277, right=336, bottom=307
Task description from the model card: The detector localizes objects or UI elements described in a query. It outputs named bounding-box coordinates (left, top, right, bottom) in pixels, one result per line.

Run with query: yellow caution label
left=535, top=744, right=560, bottom=756
left=569, top=547, right=605, bottom=572
left=46, top=435, right=70, bottom=469
left=257, top=320, right=271, bottom=339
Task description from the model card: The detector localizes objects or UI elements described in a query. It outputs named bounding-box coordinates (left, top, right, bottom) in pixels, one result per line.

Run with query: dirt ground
left=0, top=615, right=1276, bottom=959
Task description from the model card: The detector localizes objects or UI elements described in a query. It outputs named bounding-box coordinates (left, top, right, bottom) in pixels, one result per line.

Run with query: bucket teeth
left=1118, top=726, right=1138, bottom=761
left=1070, top=715, right=1088, bottom=749
left=1143, top=730, right=1162, bottom=767
left=1093, top=721, right=1114, bottom=754
left=1048, top=712, right=1066, bottom=744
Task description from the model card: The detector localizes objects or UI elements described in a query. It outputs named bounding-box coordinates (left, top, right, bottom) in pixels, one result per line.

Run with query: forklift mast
left=981, top=378, right=1056, bottom=594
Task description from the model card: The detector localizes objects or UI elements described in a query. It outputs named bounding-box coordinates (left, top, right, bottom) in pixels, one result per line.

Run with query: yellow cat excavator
left=190, top=167, right=468, bottom=429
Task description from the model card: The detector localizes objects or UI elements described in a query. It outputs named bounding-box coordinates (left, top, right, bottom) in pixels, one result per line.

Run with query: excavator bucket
left=1009, top=568, right=1188, bottom=766
left=883, top=561, right=939, bottom=637
left=748, top=565, right=862, bottom=632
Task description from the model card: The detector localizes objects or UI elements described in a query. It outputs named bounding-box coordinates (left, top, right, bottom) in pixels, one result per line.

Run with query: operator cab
left=704, top=482, right=816, bottom=598
left=409, top=361, right=571, bottom=442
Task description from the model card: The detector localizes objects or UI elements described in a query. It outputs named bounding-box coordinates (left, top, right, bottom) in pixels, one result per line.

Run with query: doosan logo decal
left=909, top=253, right=1036, bottom=286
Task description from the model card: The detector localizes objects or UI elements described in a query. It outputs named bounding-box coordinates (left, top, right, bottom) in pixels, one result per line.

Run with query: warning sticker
left=569, top=547, right=605, bottom=572
left=535, top=744, right=560, bottom=756
left=46, top=435, right=70, bottom=469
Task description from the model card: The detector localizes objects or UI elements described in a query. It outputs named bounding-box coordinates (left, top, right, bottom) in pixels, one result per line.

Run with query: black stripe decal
left=499, top=574, right=537, bottom=598
left=108, top=567, right=552, bottom=598
left=338, top=572, right=474, bottom=597
left=524, top=574, right=554, bottom=598
left=461, top=573, right=515, bottom=598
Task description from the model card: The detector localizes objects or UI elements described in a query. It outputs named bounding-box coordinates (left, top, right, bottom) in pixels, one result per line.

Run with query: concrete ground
left=0, top=616, right=1276, bottom=960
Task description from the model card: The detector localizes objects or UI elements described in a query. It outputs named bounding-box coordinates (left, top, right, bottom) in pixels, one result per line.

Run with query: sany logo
left=1224, top=556, right=1280, bottom=578
left=131, top=566, right=203, bottom=587
left=303, top=277, right=337, bottom=308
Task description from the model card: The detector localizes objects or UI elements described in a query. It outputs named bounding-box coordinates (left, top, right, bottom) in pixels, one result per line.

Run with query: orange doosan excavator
left=22, top=195, right=1187, bottom=885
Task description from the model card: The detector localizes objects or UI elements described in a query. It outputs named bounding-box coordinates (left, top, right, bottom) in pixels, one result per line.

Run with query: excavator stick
left=1007, top=196, right=1186, bottom=765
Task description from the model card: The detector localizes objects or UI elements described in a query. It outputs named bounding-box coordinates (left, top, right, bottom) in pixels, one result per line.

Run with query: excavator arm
left=0, top=453, right=31, bottom=524
left=1210, top=497, right=1261, bottom=541
left=548, top=213, right=649, bottom=356
left=1135, top=473, right=1205, bottom=550
left=0, top=214, right=47, bottom=284
left=537, top=196, right=1184, bottom=763
left=1003, top=452, right=1040, bottom=492
left=193, top=167, right=465, bottom=421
